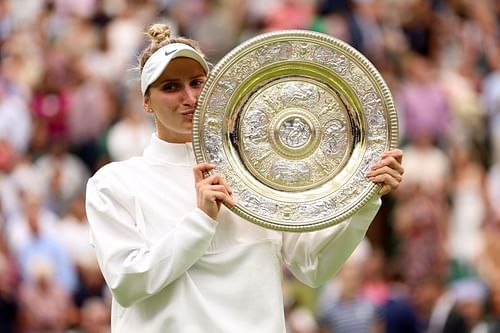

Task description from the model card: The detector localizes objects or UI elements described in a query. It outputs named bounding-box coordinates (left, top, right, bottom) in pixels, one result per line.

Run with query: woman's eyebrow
left=159, top=74, right=205, bottom=83
left=190, top=74, right=206, bottom=80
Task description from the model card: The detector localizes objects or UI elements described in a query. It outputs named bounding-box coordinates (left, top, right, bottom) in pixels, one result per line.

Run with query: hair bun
left=148, top=23, right=171, bottom=45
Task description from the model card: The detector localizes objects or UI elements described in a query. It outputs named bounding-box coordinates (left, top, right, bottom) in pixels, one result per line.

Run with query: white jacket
left=86, top=134, right=381, bottom=333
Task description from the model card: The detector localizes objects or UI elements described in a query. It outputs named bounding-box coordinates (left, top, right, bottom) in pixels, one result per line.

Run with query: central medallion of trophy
left=278, top=117, right=311, bottom=148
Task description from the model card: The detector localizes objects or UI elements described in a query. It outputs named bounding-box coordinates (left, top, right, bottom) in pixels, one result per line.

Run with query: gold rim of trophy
left=192, top=29, right=399, bottom=232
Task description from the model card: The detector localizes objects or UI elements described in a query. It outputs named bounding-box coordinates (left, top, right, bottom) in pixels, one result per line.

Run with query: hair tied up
left=148, top=23, right=171, bottom=45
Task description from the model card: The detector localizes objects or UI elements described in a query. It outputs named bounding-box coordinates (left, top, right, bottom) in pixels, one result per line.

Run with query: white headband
left=140, top=43, right=209, bottom=96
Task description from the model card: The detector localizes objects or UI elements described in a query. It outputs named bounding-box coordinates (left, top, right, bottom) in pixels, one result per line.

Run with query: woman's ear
left=143, top=95, right=152, bottom=113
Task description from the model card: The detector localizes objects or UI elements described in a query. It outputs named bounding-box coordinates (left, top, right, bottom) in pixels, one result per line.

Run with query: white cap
left=140, top=43, right=209, bottom=96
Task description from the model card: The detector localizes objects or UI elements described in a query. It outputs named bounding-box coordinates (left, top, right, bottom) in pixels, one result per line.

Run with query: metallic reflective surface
left=192, top=30, right=399, bottom=232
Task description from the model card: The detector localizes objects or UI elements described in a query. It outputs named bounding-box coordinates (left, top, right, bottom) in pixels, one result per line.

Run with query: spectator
left=447, top=144, right=488, bottom=276
left=482, top=45, right=500, bottom=165
left=17, top=258, right=77, bottom=333
left=0, top=79, right=32, bottom=155
left=34, top=141, right=89, bottom=216
left=317, top=259, right=382, bottom=333
left=411, top=274, right=468, bottom=333
left=105, top=85, right=153, bottom=162
left=9, top=191, right=77, bottom=293
left=0, top=232, right=19, bottom=333
left=451, top=278, right=489, bottom=333
left=378, top=270, right=420, bottom=333
left=398, top=52, right=451, bottom=146
left=70, top=297, right=111, bottom=333
left=65, top=60, right=116, bottom=172
left=392, top=186, right=448, bottom=288
left=360, top=248, right=390, bottom=307
left=58, top=192, right=95, bottom=271
left=399, top=130, right=451, bottom=196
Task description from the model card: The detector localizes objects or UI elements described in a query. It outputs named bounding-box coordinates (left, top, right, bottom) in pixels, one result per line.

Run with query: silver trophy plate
left=192, top=30, right=399, bottom=232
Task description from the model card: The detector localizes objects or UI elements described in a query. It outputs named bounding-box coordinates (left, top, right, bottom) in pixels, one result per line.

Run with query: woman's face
left=145, top=57, right=207, bottom=143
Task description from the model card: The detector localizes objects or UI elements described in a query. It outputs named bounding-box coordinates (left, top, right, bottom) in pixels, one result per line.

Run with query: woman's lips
left=182, top=110, right=194, bottom=119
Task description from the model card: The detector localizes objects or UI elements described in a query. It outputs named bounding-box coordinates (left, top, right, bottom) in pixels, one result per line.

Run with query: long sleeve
left=281, top=196, right=381, bottom=287
left=86, top=176, right=218, bottom=308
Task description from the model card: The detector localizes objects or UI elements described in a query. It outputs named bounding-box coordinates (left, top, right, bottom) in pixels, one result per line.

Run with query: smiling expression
left=144, top=57, right=207, bottom=143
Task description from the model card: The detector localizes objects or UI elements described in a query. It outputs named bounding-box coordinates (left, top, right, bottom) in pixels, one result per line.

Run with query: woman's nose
left=182, top=86, right=199, bottom=105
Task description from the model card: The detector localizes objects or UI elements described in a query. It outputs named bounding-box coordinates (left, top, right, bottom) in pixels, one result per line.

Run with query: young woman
left=85, top=23, right=404, bottom=332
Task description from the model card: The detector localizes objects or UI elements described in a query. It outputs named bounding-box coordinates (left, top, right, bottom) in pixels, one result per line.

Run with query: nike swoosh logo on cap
left=165, top=49, right=177, bottom=56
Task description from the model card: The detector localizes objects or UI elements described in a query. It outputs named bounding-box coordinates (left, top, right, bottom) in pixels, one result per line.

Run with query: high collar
left=143, top=134, right=196, bottom=166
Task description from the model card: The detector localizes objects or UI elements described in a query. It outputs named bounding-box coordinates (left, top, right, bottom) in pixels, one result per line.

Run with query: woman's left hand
left=366, top=149, right=404, bottom=196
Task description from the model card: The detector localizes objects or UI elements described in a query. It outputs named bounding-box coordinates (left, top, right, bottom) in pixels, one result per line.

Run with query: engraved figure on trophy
left=243, top=110, right=269, bottom=145
left=280, top=82, right=320, bottom=109
left=206, top=134, right=224, bottom=164
left=299, top=198, right=337, bottom=219
left=255, top=43, right=292, bottom=65
left=331, top=53, right=350, bottom=74
left=321, top=119, right=348, bottom=156
left=239, top=190, right=277, bottom=216
left=279, top=117, right=311, bottom=148
left=260, top=94, right=282, bottom=115
left=271, top=160, right=311, bottom=187
left=315, top=46, right=336, bottom=67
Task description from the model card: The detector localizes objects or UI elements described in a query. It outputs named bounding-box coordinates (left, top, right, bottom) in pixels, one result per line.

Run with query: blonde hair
left=138, top=23, right=204, bottom=72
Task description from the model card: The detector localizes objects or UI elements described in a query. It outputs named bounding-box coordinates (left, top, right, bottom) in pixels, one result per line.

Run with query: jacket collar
left=143, top=134, right=196, bottom=166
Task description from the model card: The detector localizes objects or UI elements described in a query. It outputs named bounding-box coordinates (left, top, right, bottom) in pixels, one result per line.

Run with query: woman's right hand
left=193, top=163, right=235, bottom=220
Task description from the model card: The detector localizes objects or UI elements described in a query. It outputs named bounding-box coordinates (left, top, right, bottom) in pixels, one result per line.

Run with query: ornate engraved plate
left=192, top=30, right=399, bottom=232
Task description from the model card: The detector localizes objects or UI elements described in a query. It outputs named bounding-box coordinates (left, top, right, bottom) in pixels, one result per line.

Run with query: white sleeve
left=85, top=176, right=217, bottom=308
left=281, top=196, right=381, bottom=288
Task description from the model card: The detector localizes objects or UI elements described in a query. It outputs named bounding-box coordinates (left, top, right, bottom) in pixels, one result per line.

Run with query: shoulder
left=91, top=157, right=144, bottom=181
left=87, top=157, right=146, bottom=195
left=86, top=158, right=146, bottom=211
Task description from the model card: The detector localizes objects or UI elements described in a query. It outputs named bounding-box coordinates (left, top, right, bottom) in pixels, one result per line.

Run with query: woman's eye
left=162, top=83, right=178, bottom=92
left=192, top=79, right=205, bottom=88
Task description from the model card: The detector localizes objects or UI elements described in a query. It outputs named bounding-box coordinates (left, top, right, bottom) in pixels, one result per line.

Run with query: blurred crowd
left=0, top=0, right=499, bottom=332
